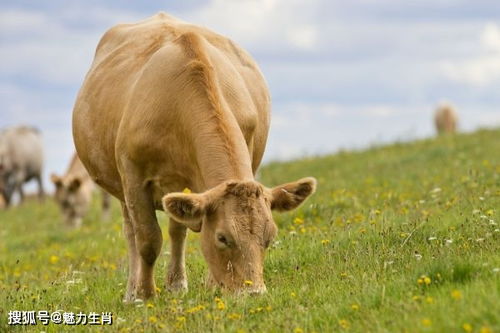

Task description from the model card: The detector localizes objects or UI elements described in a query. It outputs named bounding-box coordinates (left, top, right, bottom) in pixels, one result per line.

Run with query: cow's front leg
left=121, top=202, right=138, bottom=302
left=123, top=182, right=162, bottom=300
left=167, top=218, right=188, bottom=292
left=101, top=190, right=111, bottom=221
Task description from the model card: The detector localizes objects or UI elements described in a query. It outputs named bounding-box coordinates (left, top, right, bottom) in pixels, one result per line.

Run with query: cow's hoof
left=122, top=293, right=137, bottom=304
left=167, top=280, right=188, bottom=294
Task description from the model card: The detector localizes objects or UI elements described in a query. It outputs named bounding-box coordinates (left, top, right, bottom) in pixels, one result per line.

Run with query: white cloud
left=360, top=105, right=399, bottom=117
left=441, top=56, right=500, bottom=86
left=187, top=0, right=321, bottom=51
left=0, top=7, right=141, bottom=85
left=441, top=22, right=500, bottom=86
left=0, top=9, right=50, bottom=33
left=480, top=23, right=500, bottom=52
left=286, top=25, right=319, bottom=50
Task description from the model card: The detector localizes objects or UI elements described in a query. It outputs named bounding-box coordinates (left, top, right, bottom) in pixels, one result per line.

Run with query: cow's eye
left=217, top=234, right=228, bottom=245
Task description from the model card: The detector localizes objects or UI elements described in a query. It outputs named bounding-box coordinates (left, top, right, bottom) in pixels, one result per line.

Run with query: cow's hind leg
left=167, top=218, right=188, bottom=292
left=121, top=202, right=139, bottom=302
left=121, top=172, right=163, bottom=300
left=36, top=174, right=45, bottom=201
left=16, top=183, right=25, bottom=204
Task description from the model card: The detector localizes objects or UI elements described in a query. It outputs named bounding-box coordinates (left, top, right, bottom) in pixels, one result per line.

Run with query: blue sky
left=1, top=0, right=500, bottom=192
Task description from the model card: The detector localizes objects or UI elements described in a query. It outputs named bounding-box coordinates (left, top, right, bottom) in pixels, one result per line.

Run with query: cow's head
left=51, top=174, right=90, bottom=228
left=162, top=177, right=316, bottom=294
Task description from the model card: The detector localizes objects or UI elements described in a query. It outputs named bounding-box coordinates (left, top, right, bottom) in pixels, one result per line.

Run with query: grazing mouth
left=209, top=278, right=267, bottom=295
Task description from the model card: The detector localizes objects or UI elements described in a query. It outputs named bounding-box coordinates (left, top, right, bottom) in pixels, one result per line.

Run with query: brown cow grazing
left=51, top=153, right=111, bottom=228
left=73, top=12, right=316, bottom=301
left=434, top=102, right=458, bottom=135
left=0, top=126, right=45, bottom=207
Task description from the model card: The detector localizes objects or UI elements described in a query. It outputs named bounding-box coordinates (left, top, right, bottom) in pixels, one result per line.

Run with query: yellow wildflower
left=462, top=323, right=473, bottom=332
left=486, top=209, right=494, bottom=216
left=294, top=328, right=304, bottom=333
left=244, top=280, right=253, bottom=286
left=417, top=275, right=431, bottom=286
left=290, top=292, right=296, bottom=297
left=49, top=255, right=59, bottom=264
left=294, top=217, right=304, bottom=225
left=175, top=316, right=186, bottom=329
left=186, top=305, right=205, bottom=313
left=215, top=297, right=225, bottom=310
left=451, top=290, right=463, bottom=300
left=182, top=188, right=192, bottom=194
left=351, top=304, right=359, bottom=311
left=479, top=326, right=492, bottom=333
left=425, top=296, right=434, bottom=304
left=148, top=316, right=157, bottom=323
left=421, top=319, right=432, bottom=327
left=227, top=313, right=241, bottom=320
left=321, top=239, right=330, bottom=245
left=146, top=303, right=154, bottom=309
left=339, top=319, right=350, bottom=329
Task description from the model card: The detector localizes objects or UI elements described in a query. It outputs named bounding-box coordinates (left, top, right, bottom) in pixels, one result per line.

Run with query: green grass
left=1, top=128, right=499, bottom=332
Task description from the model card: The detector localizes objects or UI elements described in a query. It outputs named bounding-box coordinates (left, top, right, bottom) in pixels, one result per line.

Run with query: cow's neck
left=192, top=116, right=254, bottom=190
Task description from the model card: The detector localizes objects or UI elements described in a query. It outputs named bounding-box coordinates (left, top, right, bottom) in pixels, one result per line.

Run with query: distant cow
left=0, top=126, right=45, bottom=207
left=51, top=153, right=111, bottom=228
left=73, top=12, right=316, bottom=301
left=434, top=103, right=458, bottom=135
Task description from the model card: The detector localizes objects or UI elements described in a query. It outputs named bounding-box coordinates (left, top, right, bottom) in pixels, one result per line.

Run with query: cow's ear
left=162, top=193, right=207, bottom=232
left=68, top=177, right=81, bottom=191
left=51, top=174, right=63, bottom=188
left=269, top=177, right=317, bottom=211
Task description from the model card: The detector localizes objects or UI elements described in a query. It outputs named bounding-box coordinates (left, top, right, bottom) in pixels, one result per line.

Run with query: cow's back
left=0, top=126, right=43, bottom=178
left=73, top=13, right=270, bottom=201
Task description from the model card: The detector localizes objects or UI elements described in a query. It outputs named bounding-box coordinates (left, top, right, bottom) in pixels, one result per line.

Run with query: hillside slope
left=1, top=128, right=499, bottom=332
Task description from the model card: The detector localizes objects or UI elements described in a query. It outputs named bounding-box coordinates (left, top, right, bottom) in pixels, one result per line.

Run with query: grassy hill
left=1, top=128, right=499, bottom=332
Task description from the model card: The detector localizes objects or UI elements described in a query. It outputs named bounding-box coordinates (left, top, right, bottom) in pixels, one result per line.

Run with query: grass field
left=1, top=128, right=499, bottom=332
